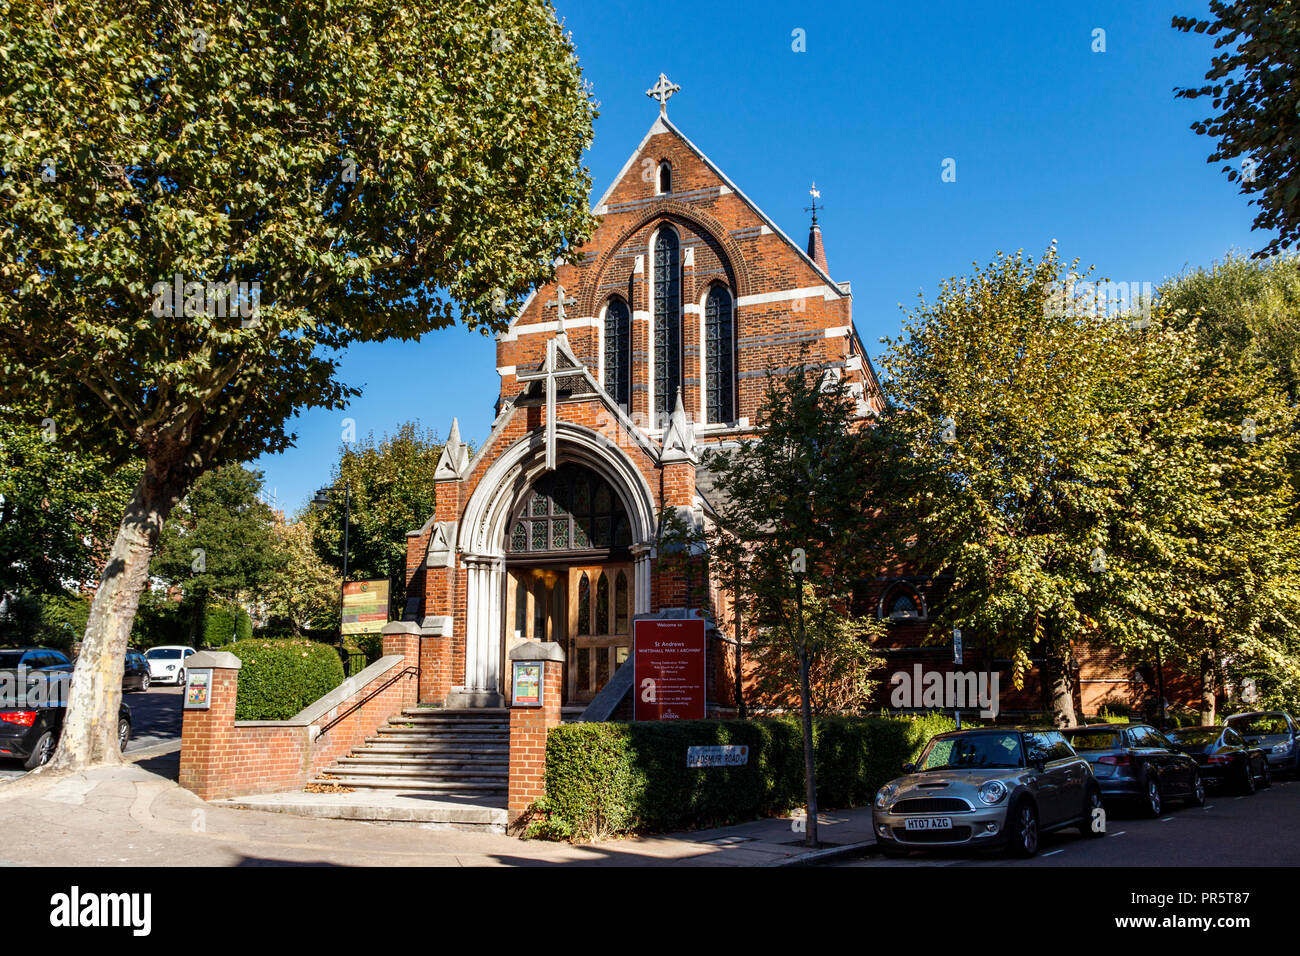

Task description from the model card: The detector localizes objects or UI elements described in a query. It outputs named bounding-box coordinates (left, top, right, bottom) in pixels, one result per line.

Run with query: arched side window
left=653, top=227, right=681, bottom=420
left=878, top=582, right=927, bottom=621
left=603, top=297, right=631, bottom=409
left=704, top=284, right=735, bottom=424
left=658, top=161, right=672, bottom=195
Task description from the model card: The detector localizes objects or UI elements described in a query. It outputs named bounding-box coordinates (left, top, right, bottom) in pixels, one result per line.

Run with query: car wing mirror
left=902, top=763, right=916, bottom=774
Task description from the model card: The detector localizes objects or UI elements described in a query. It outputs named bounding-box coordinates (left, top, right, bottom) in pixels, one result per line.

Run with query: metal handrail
left=314, top=665, right=418, bottom=739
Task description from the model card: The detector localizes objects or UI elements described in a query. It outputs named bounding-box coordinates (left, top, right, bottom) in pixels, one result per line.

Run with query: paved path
left=0, top=760, right=869, bottom=867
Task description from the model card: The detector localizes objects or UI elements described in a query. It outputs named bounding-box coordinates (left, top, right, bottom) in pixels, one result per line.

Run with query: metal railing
left=315, top=665, right=418, bottom=740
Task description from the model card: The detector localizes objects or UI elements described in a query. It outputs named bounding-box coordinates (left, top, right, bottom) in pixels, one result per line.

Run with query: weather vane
left=805, top=182, right=822, bottom=226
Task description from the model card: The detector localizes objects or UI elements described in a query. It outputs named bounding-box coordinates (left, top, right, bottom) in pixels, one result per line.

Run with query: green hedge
left=535, top=711, right=955, bottom=840
left=225, top=639, right=345, bottom=720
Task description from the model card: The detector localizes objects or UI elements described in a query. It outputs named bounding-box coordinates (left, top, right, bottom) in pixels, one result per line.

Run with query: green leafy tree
left=701, top=364, right=878, bottom=847
left=0, top=0, right=596, bottom=768
left=263, top=517, right=340, bottom=637
left=0, top=411, right=140, bottom=598
left=1159, top=254, right=1300, bottom=403
left=305, top=421, right=444, bottom=617
left=151, top=464, right=283, bottom=646
left=879, top=246, right=1300, bottom=727
left=746, top=583, right=884, bottom=716
left=1173, top=3, right=1300, bottom=256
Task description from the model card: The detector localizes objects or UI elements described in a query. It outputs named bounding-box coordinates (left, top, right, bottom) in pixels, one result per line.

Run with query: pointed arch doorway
left=504, top=462, right=635, bottom=704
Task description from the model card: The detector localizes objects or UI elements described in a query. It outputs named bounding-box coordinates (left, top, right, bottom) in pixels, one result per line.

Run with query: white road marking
left=1042, top=849, right=1064, bottom=857
left=1111, top=830, right=1126, bottom=837
left=1160, top=817, right=1175, bottom=823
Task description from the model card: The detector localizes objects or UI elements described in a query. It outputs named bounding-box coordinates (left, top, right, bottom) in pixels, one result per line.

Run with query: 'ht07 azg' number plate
left=903, top=817, right=953, bottom=830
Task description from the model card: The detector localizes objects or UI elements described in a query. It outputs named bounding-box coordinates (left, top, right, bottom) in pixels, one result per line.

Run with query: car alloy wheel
left=177, top=669, right=185, bottom=686
left=1242, top=759, right=1257, bottom=795
left=1260, top=760, right=1272, bottom=790
left=117, top=719, right=130, bottom=754
left=1012, top=802, right=1039, bottom=857
left=1189, top=772, right=1206, bottom=807
left=1144, top=776, right=1162, bottom=817
left=23, top=731, right=55, bottom=771
left=141, top=673, right=150, bottom=692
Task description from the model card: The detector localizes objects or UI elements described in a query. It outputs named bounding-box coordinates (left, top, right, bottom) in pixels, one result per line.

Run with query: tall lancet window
left=705, top=285, right=735, bottom=424
left=653, top=227, right=681, bottom=420
left=603, top=297, right=631, bottom=409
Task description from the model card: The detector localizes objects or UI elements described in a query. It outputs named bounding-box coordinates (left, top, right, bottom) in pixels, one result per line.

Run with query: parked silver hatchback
left=873, top=728, right=1104, bottom=857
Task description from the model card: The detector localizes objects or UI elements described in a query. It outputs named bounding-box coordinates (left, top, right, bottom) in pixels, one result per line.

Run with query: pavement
left=0, top=756, right=874, bottom=867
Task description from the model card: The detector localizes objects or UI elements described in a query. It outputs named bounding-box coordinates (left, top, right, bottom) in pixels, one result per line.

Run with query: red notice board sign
left=633, top=618, right=707, bottom=721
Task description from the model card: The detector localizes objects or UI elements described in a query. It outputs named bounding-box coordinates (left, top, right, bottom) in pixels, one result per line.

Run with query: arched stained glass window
left=705, top=284, right=735, bottom=423
left=577, top=573, right=591, bottom=636
left=615, top=571, right=629, bottom=634
left=596, top=572, right=610, bottom=634
left=654, top=228, right=681, bottom=420
left=506, top=463, right=633, bottom=557
left=604, top=297, right=631, bottom=409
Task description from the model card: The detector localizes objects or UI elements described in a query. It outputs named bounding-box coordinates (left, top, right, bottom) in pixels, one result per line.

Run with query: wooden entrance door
left=566, top=563, right=633, bottom=703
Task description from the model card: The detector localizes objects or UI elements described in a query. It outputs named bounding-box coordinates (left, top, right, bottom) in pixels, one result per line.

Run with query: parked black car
left=123, top=650, right=151, bottom=693
left=1225, top=711, right=1300, bottom=775
left=0, top=670, right=132, bottom=770
left=0, top=647, right=71, bottom=672
left=1062, top=723, right=1204, bottom=816
left=1166, top=726, right=1271, bottom=795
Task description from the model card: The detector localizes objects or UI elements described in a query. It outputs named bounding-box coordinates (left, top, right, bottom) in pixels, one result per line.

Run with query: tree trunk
left=797, top=641, right=820, bottom=847
left=1047, top=641, right=1078, bottom=729
left=795, top=584, right=819, bottom=848
left=1199, top=652, right=1216, bottom=724
left=734, top=572, right=746, bottom=720
left=45, top=464, right=185, bottom=772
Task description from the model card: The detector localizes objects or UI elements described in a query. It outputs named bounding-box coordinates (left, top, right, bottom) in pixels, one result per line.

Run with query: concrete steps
left=309, top=707, right=510, bottom=809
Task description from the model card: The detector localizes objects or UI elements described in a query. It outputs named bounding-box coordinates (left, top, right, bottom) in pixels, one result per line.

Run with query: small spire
left=447, top=417, right=461, bottom=448
left=805, top=182, right=828, bottom=274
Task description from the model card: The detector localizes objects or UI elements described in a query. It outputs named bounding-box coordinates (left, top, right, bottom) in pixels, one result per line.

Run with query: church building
left=403, top=75, right=886, bottom=713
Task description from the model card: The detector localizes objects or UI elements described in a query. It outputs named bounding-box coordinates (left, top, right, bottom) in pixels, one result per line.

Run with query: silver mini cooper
left=873, top=728, right=1105, bottom=857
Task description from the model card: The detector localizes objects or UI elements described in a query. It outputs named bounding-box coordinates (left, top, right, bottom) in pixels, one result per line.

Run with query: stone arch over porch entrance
left=455, top=422, right=658, bottom=704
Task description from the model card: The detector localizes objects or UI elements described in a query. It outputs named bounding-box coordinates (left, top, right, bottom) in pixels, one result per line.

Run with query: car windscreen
left=1169, top=728, right=1221, bottom=746
left=146, top=648, right=183, bottom=660
left=1226, top=714, right=1289, bottom=736
left=917, top=733, right=1023, bottom=771
left=1064, top=730, right=1121, bottom=751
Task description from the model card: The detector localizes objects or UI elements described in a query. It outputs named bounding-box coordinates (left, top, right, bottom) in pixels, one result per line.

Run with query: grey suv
left=873, top=728, right=1104, bottom=858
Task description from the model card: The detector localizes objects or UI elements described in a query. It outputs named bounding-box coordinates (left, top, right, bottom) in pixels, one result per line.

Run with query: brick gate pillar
left=507, top=641, right=565, bottom=821
left=177, top=650, right=242, bottom=800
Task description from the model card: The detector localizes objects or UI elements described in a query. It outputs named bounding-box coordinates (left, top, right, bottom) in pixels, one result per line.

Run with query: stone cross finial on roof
left=646, top=73, right=680, bottom=115
left=546, top=284, right=577, bottom=334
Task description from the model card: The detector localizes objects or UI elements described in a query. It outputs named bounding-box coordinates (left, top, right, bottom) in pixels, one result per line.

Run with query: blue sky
left=255, top=0, right=1255, bottom=518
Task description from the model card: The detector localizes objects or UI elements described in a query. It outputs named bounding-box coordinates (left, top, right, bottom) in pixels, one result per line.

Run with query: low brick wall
left=179, top=630, right=422, bottom=801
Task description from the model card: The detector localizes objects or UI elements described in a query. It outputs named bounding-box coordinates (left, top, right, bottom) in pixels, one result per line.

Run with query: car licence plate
left=903, top=817, right=952, bottom=831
